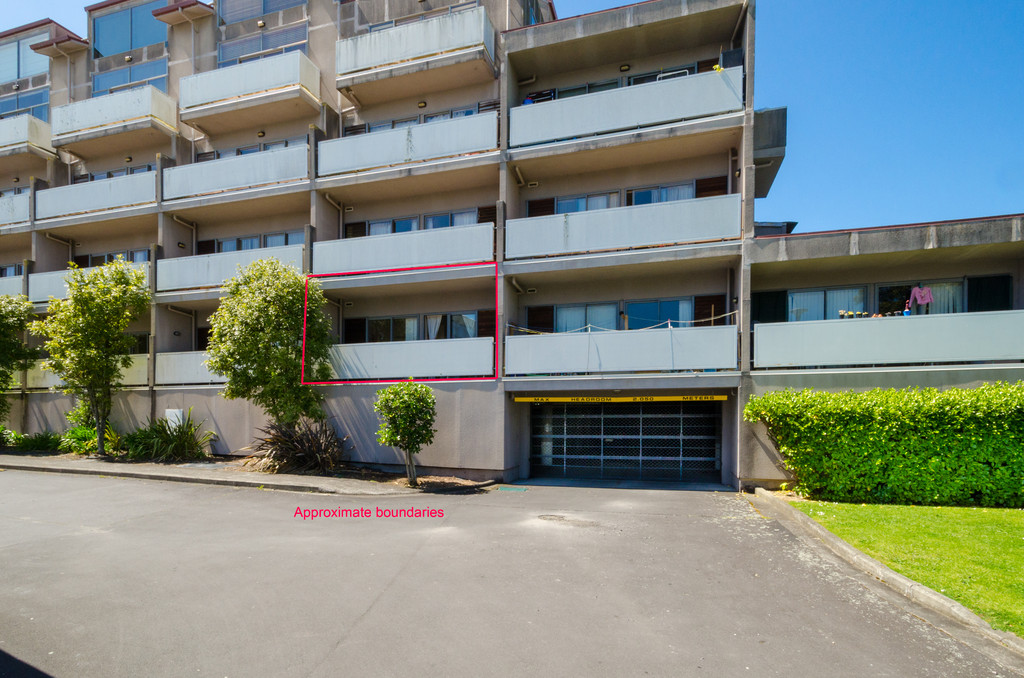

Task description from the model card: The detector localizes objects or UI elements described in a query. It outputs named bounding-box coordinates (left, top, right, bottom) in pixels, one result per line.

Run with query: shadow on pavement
left=510, top=476, right=734, bottom=492
left=0, top=649, right=53, bottom=678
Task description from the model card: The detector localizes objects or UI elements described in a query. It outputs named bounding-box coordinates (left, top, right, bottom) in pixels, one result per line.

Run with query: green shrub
left=16, top=431, right=62, bottom=452
left=744, top=384, right=1024, bottom=506
left=0, top=426, right=23, bottom=448
left=249, top=417, right=347, bottom=474
left=123, top=409, right=215, bottom=462
left=59, top=425, right=99, bottom=455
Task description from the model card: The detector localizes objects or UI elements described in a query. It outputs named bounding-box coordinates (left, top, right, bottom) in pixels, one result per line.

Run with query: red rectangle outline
left=301, top=261, right=499, bottom=385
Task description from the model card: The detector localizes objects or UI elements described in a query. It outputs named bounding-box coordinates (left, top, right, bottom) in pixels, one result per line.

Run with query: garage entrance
left=528, top=401, right=722, bottom=481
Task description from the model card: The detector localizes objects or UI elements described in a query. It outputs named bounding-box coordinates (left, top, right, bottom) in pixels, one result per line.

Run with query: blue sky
left=7, top=0, right=1023, bottom=233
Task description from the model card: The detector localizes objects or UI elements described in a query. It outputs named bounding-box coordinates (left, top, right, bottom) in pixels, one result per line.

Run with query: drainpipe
left=45, top=233, right=74, bottom=263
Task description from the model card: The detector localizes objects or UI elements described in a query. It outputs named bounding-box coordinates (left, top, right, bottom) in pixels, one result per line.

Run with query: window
left=555, top=192, right=619, bottom=214
left=219, top=0, right=306, bottom=25
left=626, top=182, right=696, bottom=206
left=85, top=250, right=148, bottom=267
left=0, top=88, right=49, bottom=121
left=425, top=312, right=477, bottom=340
left=0, top=33, right=49, bottom=83
left=92, top=58, right=167, bottom=97
left=628, top=64, right=695, bottom=86
left=218, top=23, right=307, bottom=67
left=556, top=79, right=617, bottom=99
left=624, top=298, right=694, bottom=330
left=532, top=303, right=617, bottom=333
left=89, top=164, right=153, bottom=181
left=369, top=217, right=417, bottom=236
left=93, top=1, right=166, bottom=58
left=128, top=332, right=150, bottom=355
left=368, top=316, right=417, bottom=343
left=350, top=102, right=493, bottom=136
left=878, top=281, right=964, bottom=316
left=0, top=263, right=22, bottom=278
left=424, top=210, right=476, bottom=229
left=264, top=230, right=303, bottom=247
left=217, top=236, right=259, bottom=253
left=788, top=287, right=865, bottom=322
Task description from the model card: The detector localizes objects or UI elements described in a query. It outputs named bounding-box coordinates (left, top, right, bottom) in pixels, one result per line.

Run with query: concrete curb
left=753, top=488, right=1024, bottom=658
left=0, top=459, right=416, bottom=497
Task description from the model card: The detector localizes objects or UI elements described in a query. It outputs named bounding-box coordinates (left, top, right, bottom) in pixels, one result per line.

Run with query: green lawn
left=791, top=500, right=1024, bottom=638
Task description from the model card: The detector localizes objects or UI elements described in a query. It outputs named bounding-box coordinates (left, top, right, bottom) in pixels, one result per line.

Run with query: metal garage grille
left=529, top=402, right=721, bottom=481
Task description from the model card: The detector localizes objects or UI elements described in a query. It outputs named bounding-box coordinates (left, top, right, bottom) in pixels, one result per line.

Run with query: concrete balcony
left=0, top=114, right=56, bottom=171
left=505, top=194, right=740, bottom=259
left=163, top=146, right=309, bottom=201
left=328, top=337, right=494, bottom=380
left=27, top=355, right=148, bottom=389
left=0, top=193, right=30, bottom=227
left=312, top=223, right=492, bottom=275
left=50, top=86, right=178, bottom=157
left=505, top=326, right=737, bottom=376
left=754, top=310, right=1024, bottom=369
left=28, top=263, right=150, bottom=303
left=318, top=111, right=497, bottom=176
left=509, top=67, right=743, bottom=148
left=335, top=5, right=495, bottom=104
left=35, top=172, right=157, bottom=220
left=156, top=244, right=303, bottom=292
left=179, top=52, right=322, bottom=135
left=155, top=352, right=224, bottom=385
left=0, top=276, right=23, bottom=296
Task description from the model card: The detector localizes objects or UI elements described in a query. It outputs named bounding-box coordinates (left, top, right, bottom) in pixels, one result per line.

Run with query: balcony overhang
left=0, top=116, right=57, bottom=173
left=179, top=52, right=323, bottom=135
left=318, top=264, right=495, bottom=299
left=50, top=87, right=179, bottom=158
left=316, top=154, right=499, bottom=204
left=503, top=251, right=741, bottom=289
left=754, top=107, right=786, bottom=198
left=337, top=48, right=495, bottom=108
left=152, top=0, right=215, bottom=26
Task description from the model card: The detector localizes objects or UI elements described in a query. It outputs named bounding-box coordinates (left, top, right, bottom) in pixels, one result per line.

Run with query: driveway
left=0, top=471, right=1020, bottom=677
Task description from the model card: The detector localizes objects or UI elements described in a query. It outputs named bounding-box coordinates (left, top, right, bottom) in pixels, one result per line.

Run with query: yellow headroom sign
left=514, top=395, right=728, bottom=403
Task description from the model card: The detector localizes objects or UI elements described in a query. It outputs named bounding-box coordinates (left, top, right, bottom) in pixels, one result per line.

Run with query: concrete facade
left=2, top=0, right=1016, bottom=487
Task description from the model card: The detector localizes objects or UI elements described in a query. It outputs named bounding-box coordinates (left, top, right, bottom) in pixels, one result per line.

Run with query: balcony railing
left=50, top=86, right=177, bottom=146
left=505, top=326, right=738, bottom=376
left=312, top=223, right=493, bottom=274
left=754, top=310, right=1024, bottom=368
left=318, top=111, right=497, bottom=176
left=0, top=276, right=22, bottom=296
left=328, top=337, right=494, bottom=380
left=177, top=51, right=319, bottom=127
left=509, top=66, right=744, bottom=148
left=155, top=352, right=224, bottom=385
left=156, top=245, right=303, bottom=292
left=505, top=194, right=741, bottom=259
left=0, top=193, right=30, bottom=226
left=29, top=263, right=150, bottom=303
left=163, top=145, right=309, bottom=200
left=26, top=355, right=148, bottom=389
left=0, top=114, right=54, bottom=156
left=35, top=173, right=157, bottom=220
left=336, top=4, right=494, bottom=79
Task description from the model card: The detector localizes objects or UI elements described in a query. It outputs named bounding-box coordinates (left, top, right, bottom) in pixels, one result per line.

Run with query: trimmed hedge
left=743, top=384, right=1024, bottom=506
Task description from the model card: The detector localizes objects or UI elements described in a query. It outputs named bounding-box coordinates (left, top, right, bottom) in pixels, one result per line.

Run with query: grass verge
left=791, top=500, right=1024, bottom=638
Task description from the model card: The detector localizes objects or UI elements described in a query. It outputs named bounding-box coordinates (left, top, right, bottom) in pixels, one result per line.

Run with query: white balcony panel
left=0, top=114, right=54, bottom=155
left=336, top=5, right=494, bottom=76
left=509, top=66, right=743, bottom=148
left=27, top=355, right=148, bottom=388
left=313, top=223, right=493, bottom=274
left=505, top=326, right=737, bottom=376
left=0, top=193, right=30, bottom=226
left=163, top=146, right=309, bottom=200
left=180, top=51, right=320, bottom=112
left=29, top=263, right=150, bottom=303
left=318, top=111, right=497, bottom=176
left=754, top=311, right=1024, bottom=368
left=35, top=173, right=157, bottom=220
left=155, top=352, right=224, bottom=385
left=329, top=337, right=494, bottom=380
left=51, top=86, right=176, bottom=141
left=156, top=245, right=303, bottom=292
left=0, top=276, right=23, bottom=296
left=505, top=194, right=740, bottom=259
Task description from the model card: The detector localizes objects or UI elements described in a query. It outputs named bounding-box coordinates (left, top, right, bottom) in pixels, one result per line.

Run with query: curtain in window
left=586, top=304, right=618, bottom=331
left=928, top=282, right=963, bottom=314
left=452, top=210, right=477, bottom=226
left=787, top=290, right=823, bottom=322
left=425, top=314, right=444, bottom=340
left=826, top=287, right=865, bottom=319
left=675, top=298, right=694, bottom=326
left=556, top=307, right=585, bottom=333
left=660, top=183, right=695, bottom=202
left=451, top=313, right=476, bottom=338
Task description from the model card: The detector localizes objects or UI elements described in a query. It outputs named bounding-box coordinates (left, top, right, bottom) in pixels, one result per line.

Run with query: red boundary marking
left=301, top=261, right=500, bottom=385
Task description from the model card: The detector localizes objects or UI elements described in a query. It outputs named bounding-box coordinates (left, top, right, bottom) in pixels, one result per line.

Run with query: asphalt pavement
left=0, top=470, right=1021, bottom=677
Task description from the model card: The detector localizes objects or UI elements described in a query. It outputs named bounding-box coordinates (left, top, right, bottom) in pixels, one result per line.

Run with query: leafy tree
left=205, top=258, right=333, bottom=425
left=0, top=294, right=36, bottom=425
left=30, top=259, right=150, bottom=456
left=374, top=379, right=437, bottom=487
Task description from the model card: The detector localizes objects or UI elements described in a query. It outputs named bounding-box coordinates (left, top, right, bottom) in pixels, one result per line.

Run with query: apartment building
left=5, top=0, right=1014, bottom=488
